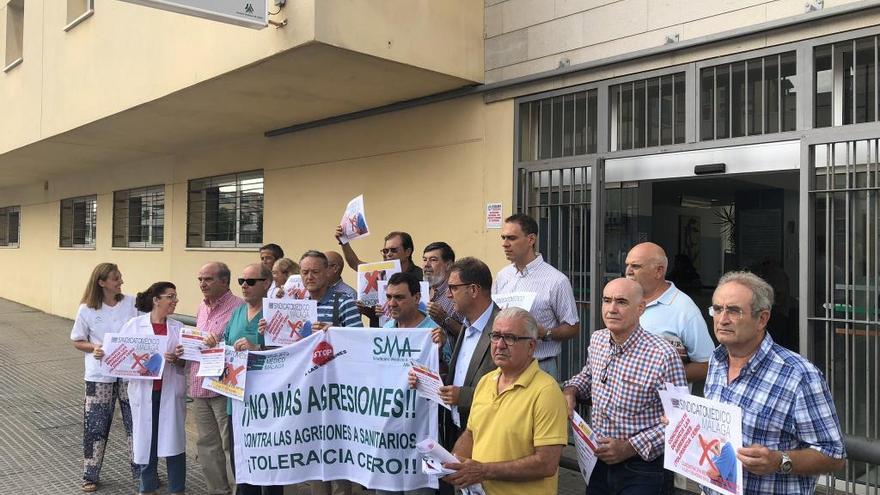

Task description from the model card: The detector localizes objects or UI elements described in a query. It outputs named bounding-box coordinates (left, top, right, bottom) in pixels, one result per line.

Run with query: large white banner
left=232, top=328, right=439, bottom=490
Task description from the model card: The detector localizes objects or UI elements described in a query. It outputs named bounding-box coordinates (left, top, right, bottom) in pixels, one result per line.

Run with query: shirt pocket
left=612, top=370, right=655, bottom=415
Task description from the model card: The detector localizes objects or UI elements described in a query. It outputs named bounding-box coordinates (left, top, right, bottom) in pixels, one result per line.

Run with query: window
left=701, top=52, right=797, bottom=140
left=519, top=89, right=598, bottom=161
left=64, top=0, right=93, bottom=31
left=610, top=73, right=685, bottom=151
left=0, top=206, right=20, bottom=247
left=113, top=185, right=164, bottom=248
left=815, top=36, right=879, bottom=127
left=4, top=0, right=24, bottom=72
left=60, top=195, right=97, bottom=248
left=187, top=171, right=263, bottom=248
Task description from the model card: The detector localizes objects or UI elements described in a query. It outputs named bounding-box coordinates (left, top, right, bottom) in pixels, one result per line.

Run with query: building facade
left=1, top=0, right=878, bottom=489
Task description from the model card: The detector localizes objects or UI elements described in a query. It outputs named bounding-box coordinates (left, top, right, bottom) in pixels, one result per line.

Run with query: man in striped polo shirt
left=493, top=213, right=580, bottom=380
left=299, top=250, right=363, bottom=330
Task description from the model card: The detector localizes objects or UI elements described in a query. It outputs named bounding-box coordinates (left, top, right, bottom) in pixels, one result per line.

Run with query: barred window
left=113, top=185, right=164, bottom=248
left=60, top=195, right=97, bottom=248
left=610, top=73, right=685, bottom=151
left=519, top=89, right=598, bottom=161
left=815, top=36, right=878, bottom=127
left=0, top=206, right=20, bottom=247
left=700, top=52, right=796, bottom=140
left=187, top=171, right=263, bottom=248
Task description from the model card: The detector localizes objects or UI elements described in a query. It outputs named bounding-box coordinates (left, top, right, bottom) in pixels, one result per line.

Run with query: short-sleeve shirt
left=493, top=254, right=579, bottom=360
left=316, top=290, right=363, bottom=327
left=189, top=290, right=244, bottom=398
left=382, top=313, right=446, bottom=361
left=468, top=359, right=568, bottom=495
left=328, top=279, right=357, bottom=300
left=223, top=304, right=265, bottom=415
left=639, top=281, right=715, bottom=364
left=70, top=295, right=138, bottom=383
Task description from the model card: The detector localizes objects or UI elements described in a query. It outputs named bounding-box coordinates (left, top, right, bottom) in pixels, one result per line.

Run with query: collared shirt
left=493, top=254, right=579, bottom=360
left=640, top=281, right=714, bottom=364
left=188, top=290, right=244, bottom=398
left=222, top=304, right=264, bottom=415
left=469, top=359, right=569, bottom=495
left=451, top=303, right=494, bottom=427
left=328, top=278, right=357, bottom=300
left=315, top=289, right=363, bottom=327
left=430, top=280, right=464, bottom=329
left=704, top=334, right=845, bottom=495
left=564, top=326, right=686, bottom=461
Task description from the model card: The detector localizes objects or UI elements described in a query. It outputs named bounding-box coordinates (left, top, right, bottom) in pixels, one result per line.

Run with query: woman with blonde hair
left=271, top=257, right=300, bottom=298
left=70, top=263, right=139, bottom=492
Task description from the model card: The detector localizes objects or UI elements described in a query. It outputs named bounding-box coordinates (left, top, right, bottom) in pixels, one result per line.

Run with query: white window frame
left=60, top=195, right=97, bottom=249
left=187, top=170, right=263, bottom=249
left=0, top=205, right=21, bottom=248
left=112, top=185, right=164, bottom=249
left=4, top=0, right=24, bottom=73
left=64, top=0, right=94, bottom=32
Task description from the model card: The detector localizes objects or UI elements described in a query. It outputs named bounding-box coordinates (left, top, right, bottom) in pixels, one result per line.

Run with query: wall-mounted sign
left=120, top=0, right=267, bottom=29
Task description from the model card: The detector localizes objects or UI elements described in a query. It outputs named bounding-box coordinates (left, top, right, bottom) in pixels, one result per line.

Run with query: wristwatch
left=542, top=329, right=553, bottom=342
left=777, top=451, right=793, bottom=474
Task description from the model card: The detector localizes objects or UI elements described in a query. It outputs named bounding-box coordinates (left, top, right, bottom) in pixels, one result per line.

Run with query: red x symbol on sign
left=288, top=320, right=304, bottom=338
left=347, top=214, right=359, bottom=232
left=364, top=270, right=383, bottom=294
left=222, top=364, right=245, bottom=386
left=131, top=353, right=149, bottom=371
left=698, top=434, right=720, bottom=472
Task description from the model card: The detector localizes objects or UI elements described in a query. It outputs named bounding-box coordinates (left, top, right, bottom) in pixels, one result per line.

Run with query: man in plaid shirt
left=704, top=271, right=845, bottom=494
left=563, top=277, right=686, bottom=494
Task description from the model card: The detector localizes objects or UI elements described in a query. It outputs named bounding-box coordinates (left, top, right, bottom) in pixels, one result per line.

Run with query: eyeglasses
left=238, top=278, right=267, bottom=286
left=380, top=247, right=401, bottom=255
left=157, top=294, right=178, bottom=302
left=447, top=283, right=474, bottom=291
left=600, top=349, right=620, bottom=383
left=708, top=305, right=751, bottom=321
left=489, top=332, right=534, bottom=346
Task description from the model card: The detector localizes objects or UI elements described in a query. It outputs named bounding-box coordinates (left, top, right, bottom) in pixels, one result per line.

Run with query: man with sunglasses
left=562, top=277, right=686, bottom=495
left=443, top=307, right=568, bottom=495
left=703, top=272, right=844, bottom=495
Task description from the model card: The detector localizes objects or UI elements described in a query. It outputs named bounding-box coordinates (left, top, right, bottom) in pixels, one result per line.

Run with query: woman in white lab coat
left=120, top=282, right=187, bottom=495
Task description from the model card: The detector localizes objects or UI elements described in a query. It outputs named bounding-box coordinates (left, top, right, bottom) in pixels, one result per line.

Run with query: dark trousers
left=228, top=415, right=284, bottom=495
left=586, top=456, right=673, bottom=495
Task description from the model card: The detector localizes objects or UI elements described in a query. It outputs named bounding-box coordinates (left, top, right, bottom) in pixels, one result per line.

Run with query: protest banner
left=660, top=387, right=743, bottom=495
left=339, top=194, right=370, bottom=242
left=491, top=292, right=537, bottom=312
left=179, top=326, right=206, bottom=361
left=377, top=280, right=430, bottom=326
left=357, top=260, right=401, bottom=306
left=571, top=411, right=599, bottom=485
left=262, top=298, right=318, bottom=347
left=101, top=333, right=167, bottom=380
left=203, top=346, right=249, bottom=400
left=231, top=328, right=439, bottom=491
left=282, top=275, right=309, bottom=300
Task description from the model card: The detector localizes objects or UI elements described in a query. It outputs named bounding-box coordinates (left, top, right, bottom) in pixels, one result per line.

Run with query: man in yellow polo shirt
left=443, top=307, right=568, bottom=495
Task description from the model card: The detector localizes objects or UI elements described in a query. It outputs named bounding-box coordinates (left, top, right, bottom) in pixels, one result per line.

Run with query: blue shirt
left=640, top=281, right=714, bottom=364
left=328, top=279, right=357, bottom=300
left=382, top=312, right=447, bottom=361
left=451, top=303, right=494, bottom=426
left=704, top=334, right=845, bottom=495
left=315, top=289, right=362, bottom=327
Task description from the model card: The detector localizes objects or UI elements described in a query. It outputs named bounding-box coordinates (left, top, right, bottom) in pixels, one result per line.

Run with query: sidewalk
left=0, top=296, right=609, bottom=494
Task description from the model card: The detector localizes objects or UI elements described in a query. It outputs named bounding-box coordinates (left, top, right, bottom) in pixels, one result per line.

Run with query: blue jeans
left=140, top=390, right=186, bottom=493
left=587, top=456, right=672, bottom=495
left=538, top=356, right=558, bottom=380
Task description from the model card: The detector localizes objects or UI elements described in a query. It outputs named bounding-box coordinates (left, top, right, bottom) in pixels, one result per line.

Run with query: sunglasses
left=238, top=278, right=267, bottom=286
left=380, top=247, right=401, bottom=255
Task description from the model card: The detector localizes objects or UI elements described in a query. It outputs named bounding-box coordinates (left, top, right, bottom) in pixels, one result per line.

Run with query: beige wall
left=0, top=95, right=514, bottom=320
left=484, top=0, right=869, bottom=83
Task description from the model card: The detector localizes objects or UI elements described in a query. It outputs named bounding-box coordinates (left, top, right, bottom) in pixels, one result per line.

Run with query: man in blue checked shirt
left=704, top=271, right=845, bottom=494
left=563, top=277, right=686, bottom=495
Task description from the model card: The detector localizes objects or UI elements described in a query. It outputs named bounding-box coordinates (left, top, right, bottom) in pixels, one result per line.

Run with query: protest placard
left=410, top=361, right=450, bottom=410
left=377, top=280, right=430, bottom=326
left=357, top=260, right=401, bottom=306
left=203, top=346, right=249, bottom=401
left=339, top=194, right=370, bottom=242
left=231, top=328, right=438, bottom=491
left=491, top=292, right=538, bottom=312
left=101, top=333, right=167, bottom=380
left=179, top=326, right=206, bottom=361
left=282, top=275, right=309, bottom=300
left=262, top=298, right=318, bottom=347
left=197, top=347, right=225, bottom=376
left=571, top=411, right=599, bottom=485
left=660, top=387, right=743, bottom=495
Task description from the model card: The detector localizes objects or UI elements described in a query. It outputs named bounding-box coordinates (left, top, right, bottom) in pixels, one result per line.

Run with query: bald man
left=563, top=278, right=686, bottom=494
left=625, top=242, right=714, bottom=382
left=324, top=250, right=357, bottom=300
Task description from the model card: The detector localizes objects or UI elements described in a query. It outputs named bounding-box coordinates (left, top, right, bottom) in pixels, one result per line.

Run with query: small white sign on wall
left=486, top=202, right=503, bottom=229
left=120, top=0, right=267, bottom=29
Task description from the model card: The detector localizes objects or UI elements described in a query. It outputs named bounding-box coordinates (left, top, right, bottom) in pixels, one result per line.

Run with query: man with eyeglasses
left=189, top=262, right=243, bottom=495
left=442, top=307, right=568, bottom=495
left=422, top=242, right=463, bottom=344
left=562, top=277, right=686, bottom=495
left=493, top=213, right=579, bottom=380
left=334, top=228, right=424, bottom=279
left=703, top=271, right=844, bottom=495
left=624, top=242, right=714, bottom=383
left=324, top=250, right=357, bottom=300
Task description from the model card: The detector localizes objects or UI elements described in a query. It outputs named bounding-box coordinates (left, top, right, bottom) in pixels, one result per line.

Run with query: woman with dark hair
left=119, top=282, right=187, bottom=495
left=71, top=263, right=140, bottom=492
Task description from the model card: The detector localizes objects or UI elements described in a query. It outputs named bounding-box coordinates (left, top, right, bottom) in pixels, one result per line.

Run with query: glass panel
left=765, top=55, right=780, bottom=133
left=552, top=96, right=564, bottom=158
left=634, top=80, right=646, bottom=149
left=700, top=68, right=714, bottom=140
left=780, top=51, right=797, bottom=131
left=815, top=45, right=833, bottom=128
left=674, top=73, right=686, bottom=143
left=518, top=102, right=535, bottom=161
left=574, top=93, right=586, bottom=155
left=841, top=41, right=855, bottom=125
left=855, top=37, right=876, bottom=123
left=747, top=58, right=763, bottom=135
left=7, top=210, right=19, bottom=245
left=587, top=90, right=597, bottom=154
left=539, top=99, right=552, bottom=159
left=660, top=76, right=673, bottom=144
left=620, top=83, right=633, bottom=150
left=563, top=94, right=575, bottom=156
left=647, top=78, right=661, bottom=147
left=731, top=61, right=747, bottom=138
left=716, top=65, right=730, bottom=139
